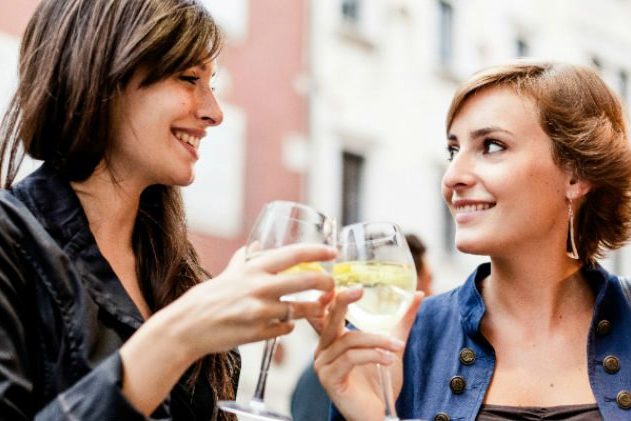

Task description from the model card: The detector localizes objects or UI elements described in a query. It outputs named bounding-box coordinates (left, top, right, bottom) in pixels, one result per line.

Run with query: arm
left=314, top=290, right=422, bottom=421
left=0, top=200, right=334, bottom=419
left=0, top=230, right=34, bottom=420
left=120, top=244, right=336, bottom=415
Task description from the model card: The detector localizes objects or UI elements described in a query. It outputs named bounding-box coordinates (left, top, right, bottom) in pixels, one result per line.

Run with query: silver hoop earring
left=567, top=200, right=579, bottom=260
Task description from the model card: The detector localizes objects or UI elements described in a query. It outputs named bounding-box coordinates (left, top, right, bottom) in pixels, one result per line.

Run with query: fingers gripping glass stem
left=219, top=201, right=335, bottom=421
left=379, top=363, right=398, bottom=421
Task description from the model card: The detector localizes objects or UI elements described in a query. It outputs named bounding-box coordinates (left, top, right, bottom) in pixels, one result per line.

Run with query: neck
left=482, top=245, right=592, bottom=330
left=70, top=164, right=145, bottom=248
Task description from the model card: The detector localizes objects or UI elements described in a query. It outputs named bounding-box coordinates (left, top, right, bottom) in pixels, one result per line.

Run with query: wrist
left=146, top=304, right=200, bottom=367
left=119, top=307, right=197, bottom=415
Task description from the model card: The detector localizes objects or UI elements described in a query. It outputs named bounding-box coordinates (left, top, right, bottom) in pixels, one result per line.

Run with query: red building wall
left=0, top=0, right=40, bottom=37
left=191, top=0, right=308, bottom=274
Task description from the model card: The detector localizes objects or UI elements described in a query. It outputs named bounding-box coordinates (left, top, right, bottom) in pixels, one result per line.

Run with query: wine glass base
left=218, top=400, right=292, bottom=421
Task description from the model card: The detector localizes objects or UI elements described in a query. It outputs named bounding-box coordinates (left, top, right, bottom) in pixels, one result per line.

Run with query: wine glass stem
left=378, top=363, right=399, bottom=421
left=252, top=337, right=278, bottom=402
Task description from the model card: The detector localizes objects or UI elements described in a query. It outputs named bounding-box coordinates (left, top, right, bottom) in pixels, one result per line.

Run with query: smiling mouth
left=172, top=130, right=201, bottom=150
left=454, top=203, right=496, bottom=213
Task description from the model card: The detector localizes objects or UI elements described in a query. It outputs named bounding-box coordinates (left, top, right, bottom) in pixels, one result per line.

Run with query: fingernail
left=389, top=338, right=405, bottom=350
left=347, top=286, right=363, bottom=298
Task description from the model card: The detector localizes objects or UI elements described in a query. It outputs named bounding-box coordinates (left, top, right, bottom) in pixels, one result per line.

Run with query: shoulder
left=0, top=190, right=37, bottom=297
left=587, top=264, right=631, bottom=309
left=614, top=274, right=631, bottom=305
left=0, top=190, right=34, bottom=244
left=0, top=188, right=64, bottom=281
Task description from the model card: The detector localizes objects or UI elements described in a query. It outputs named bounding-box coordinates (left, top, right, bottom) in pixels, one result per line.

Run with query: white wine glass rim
left=266, top=200, right=329, bottom=219
left=339, top=221, right=402, bottom=245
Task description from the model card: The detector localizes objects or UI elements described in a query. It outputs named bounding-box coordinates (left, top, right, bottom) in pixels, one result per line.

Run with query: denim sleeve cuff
left=35, top=352, right=148, bottom=420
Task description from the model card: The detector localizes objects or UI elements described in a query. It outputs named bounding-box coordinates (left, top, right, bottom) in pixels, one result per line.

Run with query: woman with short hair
left=316, top=61, right=631, bottom=421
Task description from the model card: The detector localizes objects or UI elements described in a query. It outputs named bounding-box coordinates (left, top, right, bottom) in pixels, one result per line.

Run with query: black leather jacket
left=0, top=164, right=239, bottom=420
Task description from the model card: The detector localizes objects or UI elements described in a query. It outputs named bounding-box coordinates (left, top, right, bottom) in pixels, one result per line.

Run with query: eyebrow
left=448, top=126, right=514, bottom=141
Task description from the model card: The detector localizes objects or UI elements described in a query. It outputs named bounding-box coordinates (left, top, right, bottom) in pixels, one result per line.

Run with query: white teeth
left=456, top=203, right=493, bottom=213
left=173, top=130, right=201, bottom=149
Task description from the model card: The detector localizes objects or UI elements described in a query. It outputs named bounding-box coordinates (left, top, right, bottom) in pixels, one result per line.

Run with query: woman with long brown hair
left=0, top=0, right=334, bottom=419
left=316, top=61, right=631, bottom=420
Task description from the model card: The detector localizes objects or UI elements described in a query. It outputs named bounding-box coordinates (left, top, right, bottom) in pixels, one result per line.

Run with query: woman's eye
left=446, top=145, right=459, bottom=162
left=180, top=75, right=200, bottom=85
left=484, top=139, right=505, bottom=154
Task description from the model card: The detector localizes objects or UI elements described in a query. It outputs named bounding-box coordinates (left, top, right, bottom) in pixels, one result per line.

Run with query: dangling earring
left=567, top=199, right=579, bottom=260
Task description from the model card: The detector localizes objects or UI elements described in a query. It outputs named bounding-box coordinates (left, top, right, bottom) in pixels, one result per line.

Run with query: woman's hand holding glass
left=219, top=200, right=337, bottom=420
left=120, top=239, right=335, bottom=417
left=170, top=242, right=336, bottom=358
left=314, top=222, right=423, bottom=421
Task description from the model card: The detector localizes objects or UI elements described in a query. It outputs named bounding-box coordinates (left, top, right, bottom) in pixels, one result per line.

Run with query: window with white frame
left=341, top=151, right=365, bottom=226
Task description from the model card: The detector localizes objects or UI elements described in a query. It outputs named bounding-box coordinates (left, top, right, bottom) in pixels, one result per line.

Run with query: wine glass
left=333, top=222, right=421, bottom=421
left=218, top=200, right=336, bottom=421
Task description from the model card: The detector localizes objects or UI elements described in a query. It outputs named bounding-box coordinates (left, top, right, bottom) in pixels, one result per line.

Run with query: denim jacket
left=0, top=164, right=239, bottom=420
left=333, top=262, right=631, bottom=421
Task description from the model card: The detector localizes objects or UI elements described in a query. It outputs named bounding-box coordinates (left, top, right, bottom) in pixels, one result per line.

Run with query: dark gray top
left=477, top=403, right=602, bottom=420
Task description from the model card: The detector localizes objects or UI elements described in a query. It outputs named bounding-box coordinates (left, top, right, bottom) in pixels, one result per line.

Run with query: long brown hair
left=446, top=61, right=631, bottom=265
left=0, top=0, right=238, bottom=414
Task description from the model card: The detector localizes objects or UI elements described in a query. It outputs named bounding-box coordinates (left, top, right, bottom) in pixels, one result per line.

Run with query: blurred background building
left=2, top=0, right=631, bottom=418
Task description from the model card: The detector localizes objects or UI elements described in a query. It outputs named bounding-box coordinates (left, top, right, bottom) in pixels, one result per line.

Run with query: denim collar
left=457, top=261, right=612, bottom=338
left=11, top=163, right=144, bottom=328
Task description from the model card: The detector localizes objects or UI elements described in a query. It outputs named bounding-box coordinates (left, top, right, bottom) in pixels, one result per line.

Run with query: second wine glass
left=333, top=222, right=418, bottom=421
left=218, top=200, right=335, bottom=421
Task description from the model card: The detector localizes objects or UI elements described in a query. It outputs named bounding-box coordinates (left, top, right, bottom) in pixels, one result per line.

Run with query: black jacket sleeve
left=0, top=196, right=152, bottom=420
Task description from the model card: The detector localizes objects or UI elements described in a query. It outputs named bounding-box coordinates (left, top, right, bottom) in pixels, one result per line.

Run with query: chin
left=454, top=235, right=491, bottom=256
left=180, top=174, right=195, bottom=186
left=167, top=168, right=196, bottom=187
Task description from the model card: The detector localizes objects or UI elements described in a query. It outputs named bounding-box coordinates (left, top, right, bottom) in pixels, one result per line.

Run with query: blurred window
left=591, top=56, right=602, bottom=71
left=438, top=0, right=454, bottom=68
left=516, top=38, right=529, bottom=57
left=342, top=151, right=364, bottom=225
left=341, top=0, right=360, bottom=23
left=618, top=69, right=628, bottom=103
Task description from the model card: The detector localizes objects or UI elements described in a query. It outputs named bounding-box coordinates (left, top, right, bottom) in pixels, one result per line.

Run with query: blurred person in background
left=405, top=233, right=433, bottom=296
left=0, top=0, right=335, bottom=419
left=290, top=233, right=433, bottom=421
left=316, top=61, right=631, bottom=420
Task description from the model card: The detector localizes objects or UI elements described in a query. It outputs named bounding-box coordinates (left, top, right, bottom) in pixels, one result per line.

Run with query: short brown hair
left=446, top=61, right=631, bottom=265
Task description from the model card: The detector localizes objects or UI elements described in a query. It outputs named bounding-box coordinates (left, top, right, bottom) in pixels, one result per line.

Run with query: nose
left=196, top=88, right=224, bottom=126
left=442, top=148, right=476, bottom=192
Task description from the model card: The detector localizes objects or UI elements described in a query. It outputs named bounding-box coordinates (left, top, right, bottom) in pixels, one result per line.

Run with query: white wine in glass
left=334, top=222, right=421, bottom=421
left=218, top=200, right=335, bottom=421
left=333, top=260, right=416, bottom=335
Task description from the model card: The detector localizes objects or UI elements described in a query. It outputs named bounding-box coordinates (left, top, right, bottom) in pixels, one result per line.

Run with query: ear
left=566, top=175, right=591, bottom=201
